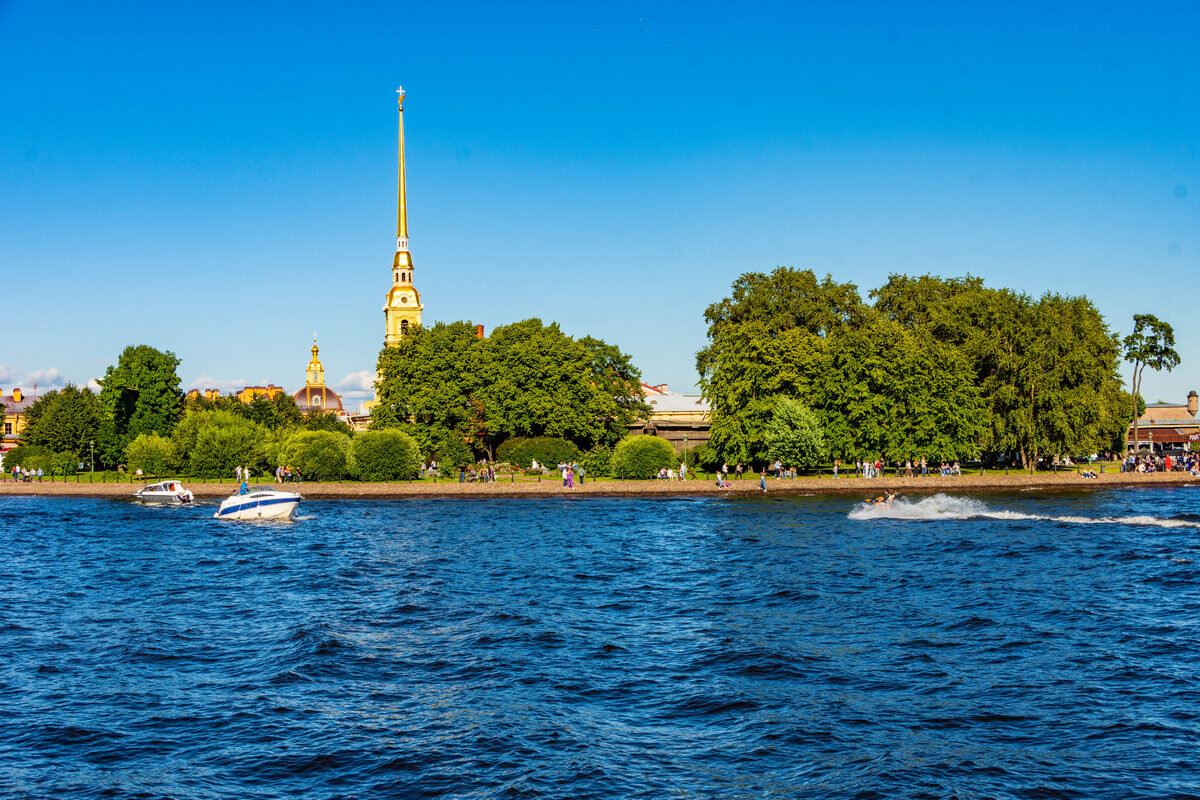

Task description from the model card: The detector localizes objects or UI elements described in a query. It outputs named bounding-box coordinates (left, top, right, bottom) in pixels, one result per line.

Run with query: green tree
left=351, top=429, right=422, bottom=481
left=611, top=435, right=677, bottom=479
left=19, top=384, right=102, bottom=461
left=373, top=318, right=647, bottom=459
left=873, top=274, right=1125, bottom=467
left=97, top=345, right=183, bottom=464
left=578, top=336, right=652, bottom=446
left=303, top=410, right=354, bottom=436
left=372, top=321, right=482, bottom=447
left=811, top=316, right=983, bottom=463
left=698, top=268, right=862, bottom=463
left=125, top=433, right=175, bottom=477
left=278, top=430, right=353, bottom=481
left=173, top=410, right=268, bottom=478
left=243, top=393, right=304, bottom=432
left=1123, top=314, right=1181, bottom=452
left=764, top=398, right=825, bottom=469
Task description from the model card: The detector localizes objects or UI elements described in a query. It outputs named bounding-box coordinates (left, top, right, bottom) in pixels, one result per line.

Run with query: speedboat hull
left=134, top=482, right=194, bottom=505
left=214, top=490, right=301, bottom=520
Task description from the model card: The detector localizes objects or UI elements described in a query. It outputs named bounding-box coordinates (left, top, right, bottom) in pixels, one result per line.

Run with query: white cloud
left=86, top=379, right=103, bottom=392
left=188, top=375, right=248, bottom=394
left=336, top=370, right=376, bottom=392
left=0, top=364, right=14, bottom=384
left=25, top=367, right=62, bottom=386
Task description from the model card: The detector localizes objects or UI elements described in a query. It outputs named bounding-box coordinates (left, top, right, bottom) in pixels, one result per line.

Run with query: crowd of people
left=1122, top=452, right=1200, bottom=475
left=8, top=464, right=44, bottom=482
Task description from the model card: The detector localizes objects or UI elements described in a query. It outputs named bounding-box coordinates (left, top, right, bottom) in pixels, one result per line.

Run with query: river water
left=2, top=488, right=1200, bottom=798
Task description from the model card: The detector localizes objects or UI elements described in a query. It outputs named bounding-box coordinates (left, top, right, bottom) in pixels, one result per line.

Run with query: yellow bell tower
left=305, top=335, right=326, bottom=387
left=384, top=85, right=424, bottom=346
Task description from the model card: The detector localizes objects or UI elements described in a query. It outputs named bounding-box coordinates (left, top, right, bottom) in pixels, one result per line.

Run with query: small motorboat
left=214, top=486, right=301, bottom=521
left=134, top=481, right=195, bottom=505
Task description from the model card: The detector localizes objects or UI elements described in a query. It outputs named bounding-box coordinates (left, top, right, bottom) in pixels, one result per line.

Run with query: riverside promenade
left=1, top=471, right=1197, bottom=499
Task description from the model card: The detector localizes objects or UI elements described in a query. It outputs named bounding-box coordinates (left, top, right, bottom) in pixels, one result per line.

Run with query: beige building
left=629, top=383, right=711, bottom=455
left=1127, top=390, right=1199, bottom=450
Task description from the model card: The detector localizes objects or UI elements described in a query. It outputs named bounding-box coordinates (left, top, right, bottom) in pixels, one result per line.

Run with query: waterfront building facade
left=629, top=382, right=712, bottom=455
left=1127, top=390, right=1200, bottom=451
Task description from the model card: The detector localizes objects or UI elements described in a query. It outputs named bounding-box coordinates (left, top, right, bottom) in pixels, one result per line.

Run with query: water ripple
left=2, top=489, right=1199, bottom=797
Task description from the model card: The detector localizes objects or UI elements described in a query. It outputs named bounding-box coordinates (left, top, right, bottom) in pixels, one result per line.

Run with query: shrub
left=125, top=433, right=175, bottom=477
left=611, top=435, right=677, bottom=479
left=50, top=452, right=78, bottom=477
left=279, top=430, right=353, bottom=481
left=579, top=446, right=612, bottom=478
left=352, top=429, right=422, bottom=481
left=496, top=436, right=581, bottom=469
left=4, top=445, right=55, bottom=473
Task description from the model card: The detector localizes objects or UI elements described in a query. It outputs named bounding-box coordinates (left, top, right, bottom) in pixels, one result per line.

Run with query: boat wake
left=848, top=493, right=1200, bottom=529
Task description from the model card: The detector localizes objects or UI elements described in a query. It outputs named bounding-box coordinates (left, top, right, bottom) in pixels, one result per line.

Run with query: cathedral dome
left=293, top=336, right=343, bottom=413
left=293, top=385, right=343, bottom=412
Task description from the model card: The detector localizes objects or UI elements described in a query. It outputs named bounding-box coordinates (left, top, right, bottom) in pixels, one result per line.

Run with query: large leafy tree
left=701, top=269, right=1123, bottom=469
left=171, top=409, right=268, bottom=477
left=1123, top=314, right=1181, bottom=452
left=373, top=319, right=647, bottom=460
left=19, top=384, right=102, bottom=460
left=698, top=267, right=861, bottom=463
left=873, top=274, right=1125, bottom=467
left=97, top=345, right=183, bottom=464
left=810, top=316, right=983, bottom=462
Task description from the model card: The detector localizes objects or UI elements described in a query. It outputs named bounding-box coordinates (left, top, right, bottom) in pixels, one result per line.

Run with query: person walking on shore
left=234, top=465, right=242, bottom=484
left=833, top=458, right=840, bottom=479
left=736, top=463, right=743, bottom=480
left=759, top=469, right=768, bottom=492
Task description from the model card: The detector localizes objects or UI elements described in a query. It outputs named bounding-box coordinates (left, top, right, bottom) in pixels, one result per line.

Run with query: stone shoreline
left=1, top=471, right=1197, bottom=500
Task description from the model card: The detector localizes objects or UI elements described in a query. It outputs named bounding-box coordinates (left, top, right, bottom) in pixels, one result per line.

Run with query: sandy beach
left=2, top=470, right=1197, bottom=499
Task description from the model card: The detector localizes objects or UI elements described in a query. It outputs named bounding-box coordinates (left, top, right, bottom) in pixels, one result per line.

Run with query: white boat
left=213, top=486, right=302, bottom=521
left=134, top=481, right=195, bottom=505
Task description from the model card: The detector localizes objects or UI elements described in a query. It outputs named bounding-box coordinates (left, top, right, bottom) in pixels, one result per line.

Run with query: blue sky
left=3, top=1, right=1197, bottom=406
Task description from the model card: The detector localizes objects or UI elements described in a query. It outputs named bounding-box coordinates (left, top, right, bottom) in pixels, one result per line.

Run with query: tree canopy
left=699, top=268, right=1127, bottom=468
left=97, top=345, right=183, bottom=464
left=372, top=319, right=649, bottom=460
left=18, top=384, right=102, bottom=461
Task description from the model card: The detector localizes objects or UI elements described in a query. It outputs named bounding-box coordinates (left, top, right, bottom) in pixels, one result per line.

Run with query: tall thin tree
left=1123, top=314, right=1181, bottom=453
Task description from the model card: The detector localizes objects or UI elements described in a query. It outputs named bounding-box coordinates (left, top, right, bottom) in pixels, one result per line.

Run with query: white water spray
left=848, top=493, right=1200, bottom=530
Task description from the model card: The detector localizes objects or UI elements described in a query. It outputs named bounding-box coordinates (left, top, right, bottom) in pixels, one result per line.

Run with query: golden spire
left=394, top=86, right=411, bottom=267
left=383, top=85, right=423, bottom=348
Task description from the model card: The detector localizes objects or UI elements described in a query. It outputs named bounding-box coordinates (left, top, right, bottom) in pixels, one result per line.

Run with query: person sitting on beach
left=1081, top=468, right=1098, bottom=479
left=716, top=477, right=732, bottom=488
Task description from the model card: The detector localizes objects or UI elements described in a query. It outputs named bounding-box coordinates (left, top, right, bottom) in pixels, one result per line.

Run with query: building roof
left=1, top=391, right=36, bottom=414
left=293, top=385, right=343, bottom=412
